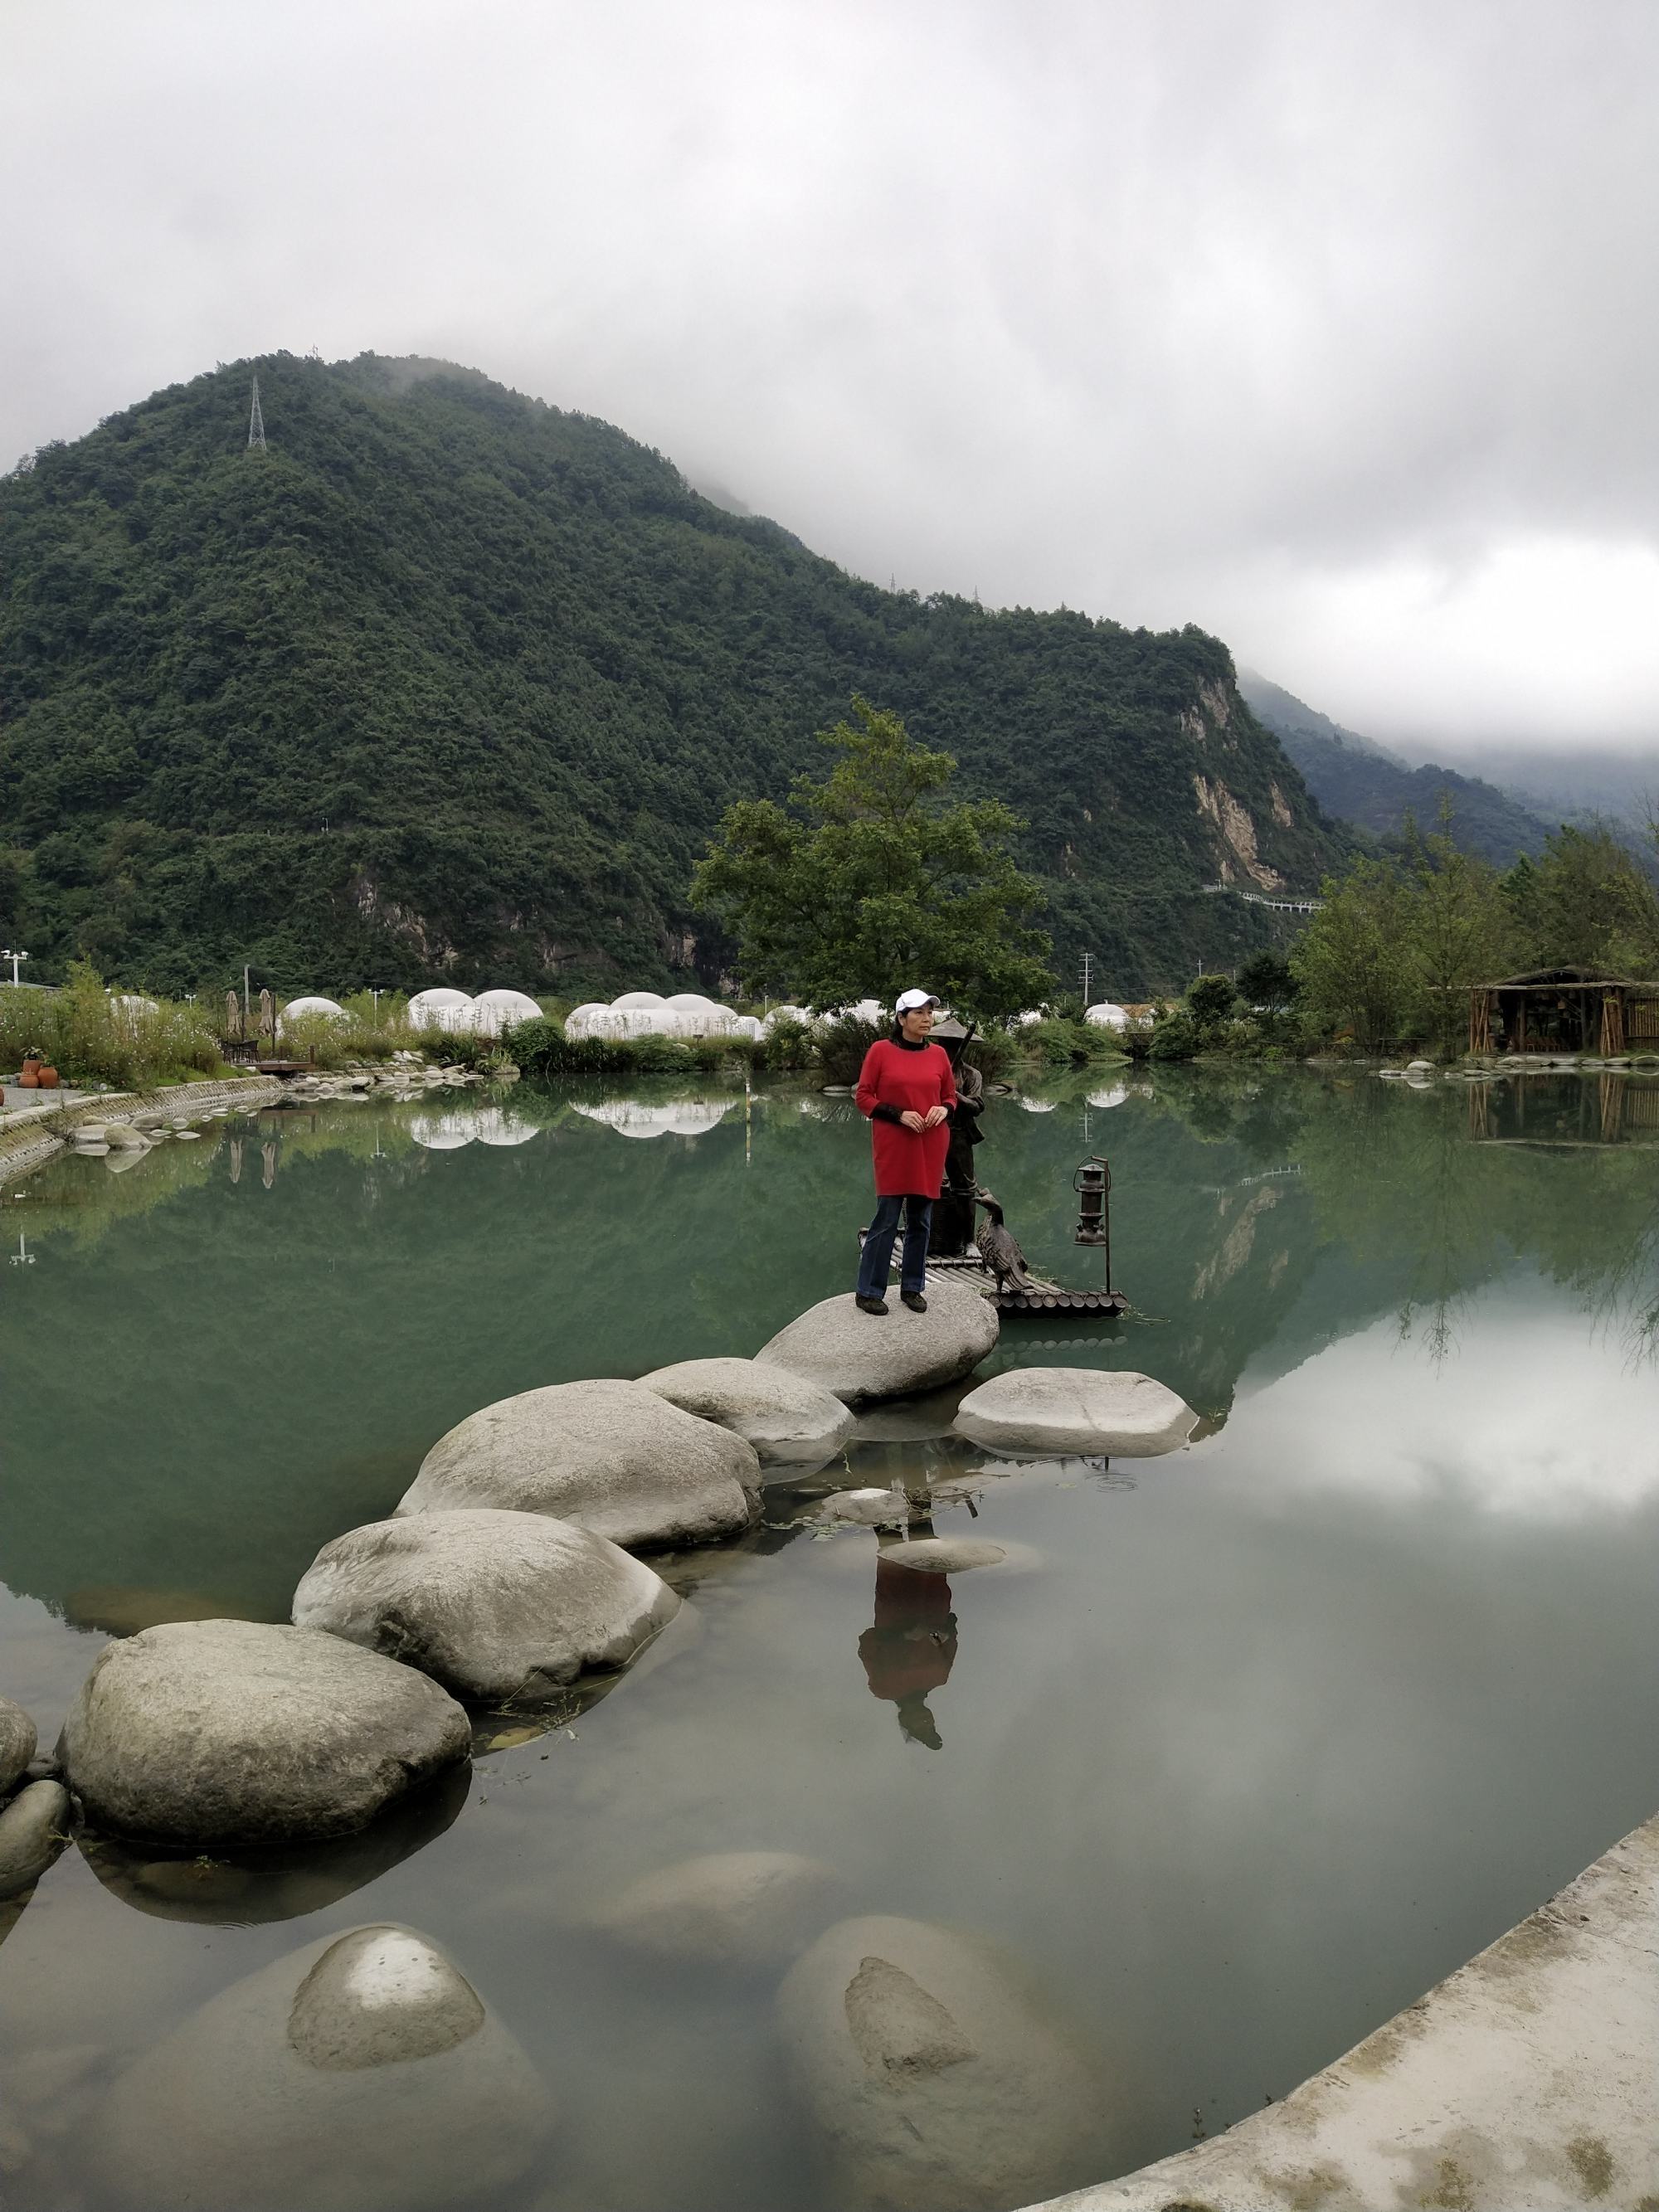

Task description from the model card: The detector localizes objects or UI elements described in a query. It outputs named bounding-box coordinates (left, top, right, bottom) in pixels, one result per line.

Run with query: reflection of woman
left=858, top=1553, right=958, bottom=1750
left=854, top=991, right=957, bottom=1315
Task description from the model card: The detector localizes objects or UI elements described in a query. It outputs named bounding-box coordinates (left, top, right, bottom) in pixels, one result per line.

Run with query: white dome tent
left=277, top=995, right=347, bottom=1036
left=563, top=990, right=757, bottom=1043
left=1084, top=1002, right=1130, bottom=1033
left=408, top=988, right=477, bottom=1035
left=470, top=989, right=542, bottom=1040
left=109, top=994, right=160, bottom=1025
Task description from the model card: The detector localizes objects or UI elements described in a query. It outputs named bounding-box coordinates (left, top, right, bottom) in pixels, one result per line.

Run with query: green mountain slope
left=1238, top=672, right=1551, bottom=866
left=1, top=354, right=1345, bottom=999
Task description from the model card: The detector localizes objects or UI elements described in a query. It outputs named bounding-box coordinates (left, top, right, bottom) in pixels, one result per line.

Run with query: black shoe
left=855, top=1295, right=889, bottom=1316
left=901, top=1291, right=927, bottom=1313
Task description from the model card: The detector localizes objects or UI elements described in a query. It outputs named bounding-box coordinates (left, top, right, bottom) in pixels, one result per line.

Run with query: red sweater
left=855, top=1038, right=957, bottom=1197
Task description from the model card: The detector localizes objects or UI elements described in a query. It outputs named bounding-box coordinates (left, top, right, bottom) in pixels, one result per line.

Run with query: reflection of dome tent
left=409, top=1109, right=477, bottom=1150
left=1087, top=1083, right=1130, bottom=1109
left=572, top=1097, right=732, bottom=1140
left=470, top=989, right=542, bottom=1039
left=474, top=1106, right=539, bottom=1146
left=1019, top=1096, right=1058, bottom=1112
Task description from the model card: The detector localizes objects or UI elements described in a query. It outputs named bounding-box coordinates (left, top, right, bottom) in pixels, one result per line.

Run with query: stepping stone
left=397, top=1378, right=759, bottom=1549
left=954, top=1368, right=1195, bottom=1457
left=639, top=1357, right=852, bottom=1467
left=883, top=1536, right=1009, bottom=1574
left=757, top=1281, right=998, bottom=1406
left=293, top=1510, right=679, bottom=1703
left=59, top=1620, right=470, bottom=1845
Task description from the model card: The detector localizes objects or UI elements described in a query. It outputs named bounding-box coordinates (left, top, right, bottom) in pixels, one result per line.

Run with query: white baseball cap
left=894, top=989, right=941, bottom=1014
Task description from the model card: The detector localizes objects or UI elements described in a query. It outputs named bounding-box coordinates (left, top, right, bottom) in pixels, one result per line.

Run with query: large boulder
left=777, top=1914, right=1109, bottom=2211
left=292, top=1510, right=680, bottom=1703
left=0, top=1694, right=36, bottom=1796
left=397, top=1379, right=760, bottom=1548
left=59, top=1620, right=471, bottom=1845
left=757, top=1282, right=998, bottom=1406
left=953, top=1366, right=1196, bottom=1457
left=638, top=1357, right=853, bottom=1468
left=87, top=1923, right=550, bottom=2212
left=596, top=1850, right=844, bottom=1973
left=0, top=1780, right=70, bottom=1899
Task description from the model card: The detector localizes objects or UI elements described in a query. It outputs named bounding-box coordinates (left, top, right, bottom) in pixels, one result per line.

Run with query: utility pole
left=247, top=374, right=266, bottom=452
left=244, top=965, right=251, bottom=1032
left=0, top=949, right=27, bottom=987
left=1079, top=951, right=1094, bottom=1008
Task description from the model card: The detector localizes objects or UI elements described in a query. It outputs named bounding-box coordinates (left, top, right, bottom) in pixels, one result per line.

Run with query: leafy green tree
left=1401, top=807, right=1517, bottom=1051
left=1236, top=949, right=1297, bottom=1009
left=1292, top=860, right=1416, bottom=1046
left=1185, top=973, right=1239, bottom=1028
left=691, top=698, right=1054, bottom=1023
left=1524, top=825, right=1659, bottom=975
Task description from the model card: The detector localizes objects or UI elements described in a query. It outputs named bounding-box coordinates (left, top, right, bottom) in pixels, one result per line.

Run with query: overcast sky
left=5, top=0, right=1657, bottom=755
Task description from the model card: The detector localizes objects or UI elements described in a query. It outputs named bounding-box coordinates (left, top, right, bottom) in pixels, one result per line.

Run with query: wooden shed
left=1466, top=967, right=1659, bottom=1055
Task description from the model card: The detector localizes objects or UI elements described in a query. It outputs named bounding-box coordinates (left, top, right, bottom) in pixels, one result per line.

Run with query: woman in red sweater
left=854, top=989, right=957, bottom=1315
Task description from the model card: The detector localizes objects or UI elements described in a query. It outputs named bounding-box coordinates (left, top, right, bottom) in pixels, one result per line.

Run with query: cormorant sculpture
left=974, top=1188, right=1037, bottom=1294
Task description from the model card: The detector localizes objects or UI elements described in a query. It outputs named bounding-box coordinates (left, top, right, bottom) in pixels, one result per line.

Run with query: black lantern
left=1073, top=1155, right=1111, bottom=1246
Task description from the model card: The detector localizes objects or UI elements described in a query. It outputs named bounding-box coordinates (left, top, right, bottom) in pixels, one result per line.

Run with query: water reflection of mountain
left=2, top=1072, right=1653, bottom=1629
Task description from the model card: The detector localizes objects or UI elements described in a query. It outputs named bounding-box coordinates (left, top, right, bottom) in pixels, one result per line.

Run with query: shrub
left=818, top=1015, right=883, bottom=1087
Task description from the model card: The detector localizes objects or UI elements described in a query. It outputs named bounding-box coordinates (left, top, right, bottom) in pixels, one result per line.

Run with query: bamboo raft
left=919, top=1252, right=1128, bottom=1316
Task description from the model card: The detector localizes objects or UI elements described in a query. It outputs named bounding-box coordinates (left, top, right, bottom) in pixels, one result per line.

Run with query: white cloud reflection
left=1233, top=1298, right=1659, bottom=1519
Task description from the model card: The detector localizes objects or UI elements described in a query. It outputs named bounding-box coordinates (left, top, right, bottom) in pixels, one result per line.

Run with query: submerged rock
left=883, top=1536, right=1009, bottom=1574
left=0, top=1695, right=36, bottom=1796
left=59, top=1620, right=471, bottom=1845
left=88, top=1923, right=549, bottom=2212
left=953, top=1367, right=1196, bottom=1457
left=639, top=1357, right=853, bottom=1467
left=776, top=1913, right=1107, bottom=2211
left=757, top=1283, right=999, bottom=1406
left=596, top=1850, right=844, bottom=1972
left=0, top=1781, right=70, bottom=1899
left=293, top=1510, right=679, bottom=1702
left=397, top=1379, right=760, bottom=1549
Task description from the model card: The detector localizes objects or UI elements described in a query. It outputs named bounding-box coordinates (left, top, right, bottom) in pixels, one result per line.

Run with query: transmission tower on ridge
left=247, top=373, right=266, bottom=451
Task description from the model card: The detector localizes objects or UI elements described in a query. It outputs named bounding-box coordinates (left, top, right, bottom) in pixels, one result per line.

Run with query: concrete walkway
left=1025, top=1807, right=1659, bottom=2211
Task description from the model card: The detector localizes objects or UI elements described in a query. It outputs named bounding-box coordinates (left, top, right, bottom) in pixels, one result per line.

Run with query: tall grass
left=1, top=965, right=221, bottom=1090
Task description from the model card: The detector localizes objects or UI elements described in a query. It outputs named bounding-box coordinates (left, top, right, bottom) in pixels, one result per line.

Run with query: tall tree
left=691, top=698, right=1053, bottom=1023
left=1401, top=805, right=1516, bottom=1052
left=1292, top=859, right=1416, bottom=1047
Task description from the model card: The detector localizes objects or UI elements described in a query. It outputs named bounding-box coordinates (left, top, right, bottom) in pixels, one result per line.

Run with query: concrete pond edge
left=0, top=1074, right=285, bottom=1185
left=1020, top=1805, right=1659, bottom=2211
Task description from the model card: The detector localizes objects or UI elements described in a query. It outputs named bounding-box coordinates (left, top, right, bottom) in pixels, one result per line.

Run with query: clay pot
left=18, top=1055, right=41, bottom=1089
left=36, top=1065, right=60, bottom=1088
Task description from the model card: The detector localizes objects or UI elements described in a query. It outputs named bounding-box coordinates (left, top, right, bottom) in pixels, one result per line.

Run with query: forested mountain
left=0, top=354, right=1345, bottom=999
left=1238, top=672, right=1553, bottom=867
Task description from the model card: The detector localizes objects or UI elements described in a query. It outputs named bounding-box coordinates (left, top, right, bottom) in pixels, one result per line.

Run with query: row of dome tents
left=273, top=989, right=544, bottom=1039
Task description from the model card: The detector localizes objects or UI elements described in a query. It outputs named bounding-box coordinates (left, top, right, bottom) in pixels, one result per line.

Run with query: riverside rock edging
left=1018, top=1805, right=1659, bottom=2212
left=0, top=1075, right=283, bottom=1186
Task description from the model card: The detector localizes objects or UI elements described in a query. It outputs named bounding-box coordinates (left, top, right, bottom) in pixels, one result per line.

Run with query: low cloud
left=3, top=0, right=1657, bottom=749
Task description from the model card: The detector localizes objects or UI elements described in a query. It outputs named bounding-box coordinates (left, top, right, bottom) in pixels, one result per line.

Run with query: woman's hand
left=922, top=1105, right=950, bottom=1129
left=899, top=1109, right=927, bottom=1133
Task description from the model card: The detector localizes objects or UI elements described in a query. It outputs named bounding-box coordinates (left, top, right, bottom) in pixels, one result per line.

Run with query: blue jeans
left=858, top=1194, right=933, bottom=1299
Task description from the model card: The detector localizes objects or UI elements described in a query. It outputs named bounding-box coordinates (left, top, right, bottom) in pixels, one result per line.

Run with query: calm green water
left=2, top=1068, right=1657, bottom=2209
